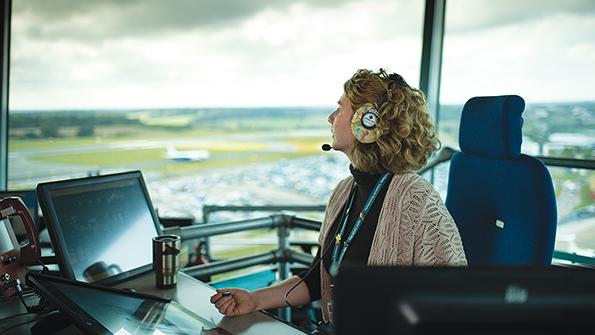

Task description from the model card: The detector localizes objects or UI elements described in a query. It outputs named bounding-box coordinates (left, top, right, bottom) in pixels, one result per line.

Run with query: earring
left=351, top=103, right=381, bottom=143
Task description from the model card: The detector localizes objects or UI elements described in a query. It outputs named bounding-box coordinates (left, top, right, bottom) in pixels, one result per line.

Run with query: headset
left=349, top=71, right=409, bottom=144
left=322, top=103, right=383, bottom=149
left=351, top=103, right=382, bottom=144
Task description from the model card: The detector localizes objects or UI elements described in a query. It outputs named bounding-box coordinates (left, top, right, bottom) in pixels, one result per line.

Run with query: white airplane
left=163, top=145, right=210, bottom=162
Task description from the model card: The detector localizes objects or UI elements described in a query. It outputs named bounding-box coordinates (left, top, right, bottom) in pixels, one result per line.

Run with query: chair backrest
left=445, top=95, right=557, bottom=265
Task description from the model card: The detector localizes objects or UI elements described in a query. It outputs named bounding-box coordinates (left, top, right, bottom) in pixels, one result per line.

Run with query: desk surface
left=0, top=271, right=307, bottom=335
left=115, top=271, right=307, bottom=335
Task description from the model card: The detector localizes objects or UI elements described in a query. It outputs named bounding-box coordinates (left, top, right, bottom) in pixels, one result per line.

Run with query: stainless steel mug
left=152, top=235, right=181, bottom=289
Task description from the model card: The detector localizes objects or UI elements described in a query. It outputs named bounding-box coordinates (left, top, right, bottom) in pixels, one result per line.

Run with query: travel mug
left=152, top=235, right=181, bottom=289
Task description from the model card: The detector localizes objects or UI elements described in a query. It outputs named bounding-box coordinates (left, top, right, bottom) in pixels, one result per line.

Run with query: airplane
left=163, top=145, right=210, bottom=162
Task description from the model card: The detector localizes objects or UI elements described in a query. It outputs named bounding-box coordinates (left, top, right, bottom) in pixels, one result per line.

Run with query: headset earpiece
left=351, top=103, right=381, bottom=143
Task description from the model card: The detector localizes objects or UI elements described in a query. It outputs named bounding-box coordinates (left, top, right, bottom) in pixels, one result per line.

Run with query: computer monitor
left=334, top=266, right=595, bottom=335
left=37, top=171, right=162, bottom=284
left=27, top=272, right=228, bottom=335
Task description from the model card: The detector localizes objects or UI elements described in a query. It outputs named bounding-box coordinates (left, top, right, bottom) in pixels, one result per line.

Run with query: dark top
left=297, top=166, right=391, bottom=300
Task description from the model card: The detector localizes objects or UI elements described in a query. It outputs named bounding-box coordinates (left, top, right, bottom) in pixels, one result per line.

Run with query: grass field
left=8, top=127, right=224, bottom=151
left=21, top=132, right=331, bottom=177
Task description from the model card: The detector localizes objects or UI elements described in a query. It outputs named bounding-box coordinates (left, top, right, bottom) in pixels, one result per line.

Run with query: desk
left=115, top=271, right=307, bottom=335
left=0, top=271, right=307, bottom=334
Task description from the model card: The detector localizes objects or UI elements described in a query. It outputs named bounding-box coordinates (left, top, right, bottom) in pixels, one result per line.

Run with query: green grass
left=282, top=136, right=332, bottom=153
left=10, top=137, right=109, bottom=151
left=24, top=136, right=326, bottom=173
left=158, top=152, right=320, bottom=175
left=8, top=127, right=226, bottom=151
left=31, top=148, right=164, bottom=166
left=129, top=112, right=193, bottom=127
left=173, top=142, right=269, bottom=152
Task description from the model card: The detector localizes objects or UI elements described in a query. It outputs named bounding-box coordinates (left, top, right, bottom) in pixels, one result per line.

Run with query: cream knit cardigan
left=318, top=173, right=467, bottom=321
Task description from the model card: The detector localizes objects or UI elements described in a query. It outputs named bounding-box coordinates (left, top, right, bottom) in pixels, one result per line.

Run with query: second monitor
left=334, top=265, right=595, bottom=335
left=37, top=171, right=162, bottom=284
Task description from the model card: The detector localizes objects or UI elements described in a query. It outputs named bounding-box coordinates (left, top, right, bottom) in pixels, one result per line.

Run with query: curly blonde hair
left=344, top=69, right=440, bottom=174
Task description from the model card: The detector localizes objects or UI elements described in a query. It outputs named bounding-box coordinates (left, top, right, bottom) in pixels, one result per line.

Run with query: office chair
left=445, top=95, right=558, bottom=265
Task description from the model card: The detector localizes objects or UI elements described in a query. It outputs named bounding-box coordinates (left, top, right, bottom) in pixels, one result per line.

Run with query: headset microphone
left=321, top=144, right=332, bottom=151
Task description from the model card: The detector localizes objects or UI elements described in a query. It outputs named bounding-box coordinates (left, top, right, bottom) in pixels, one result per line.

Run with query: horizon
left=9, top=99, right=595, bottom=113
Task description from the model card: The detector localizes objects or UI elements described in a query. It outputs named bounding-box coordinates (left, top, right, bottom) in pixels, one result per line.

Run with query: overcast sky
left=9, top=0, right=595, bottom=110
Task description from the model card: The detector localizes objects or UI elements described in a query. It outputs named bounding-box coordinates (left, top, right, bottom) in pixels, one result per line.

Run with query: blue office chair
left=445, top=95, right=558, bottom=265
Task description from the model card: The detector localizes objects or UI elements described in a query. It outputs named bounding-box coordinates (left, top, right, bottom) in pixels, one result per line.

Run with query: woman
left=210, top=68, right=467, bottom=323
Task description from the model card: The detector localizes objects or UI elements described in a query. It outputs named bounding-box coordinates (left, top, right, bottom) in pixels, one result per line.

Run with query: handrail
left=418, top=146, right=456, bottom=174
left=183, top=251, right=277, bottom=278
left=201, top=205, right=326, bottom=268
left=553, top=251, right=595, bottom=267
left=536, top=156, right=595, bottom=170
left=288, top=249, right=316, bottom=266
left=183, top=249, right=316, bottom=279
left=163, top=216, right=277, bottom=240
left=203, top=205, right=326, bottom=222
left=163, top=214, right=322, bottom=242
left=290, top=217, right=323, bottom=231
left=419, top=146, right=595, bottom=172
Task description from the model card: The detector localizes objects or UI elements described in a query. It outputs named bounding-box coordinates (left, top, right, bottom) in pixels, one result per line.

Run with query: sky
left=8, top=0, right=595, bottom=110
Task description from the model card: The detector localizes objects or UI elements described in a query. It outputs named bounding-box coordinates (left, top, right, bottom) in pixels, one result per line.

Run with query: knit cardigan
left=319, top=173, right=467, bottom=322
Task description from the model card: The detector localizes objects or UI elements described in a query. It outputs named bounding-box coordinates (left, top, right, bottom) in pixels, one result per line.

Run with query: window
left=440, top=0, right=595, bottom=258
left=8, top=0, right=424, bottom=262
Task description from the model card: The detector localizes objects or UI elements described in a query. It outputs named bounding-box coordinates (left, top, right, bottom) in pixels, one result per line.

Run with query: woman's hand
left=209, top=288, right=258, bottom=317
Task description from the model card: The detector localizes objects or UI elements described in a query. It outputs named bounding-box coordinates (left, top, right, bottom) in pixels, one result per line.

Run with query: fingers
left=211, top=288, right=243, bottom=316
left=209, top=291, right=222, bottom=303
left=219, top=298, right=236, bottom=315
left=210, top=288, right=232, bottom=303
left=214, top=294, right=233, bottom=308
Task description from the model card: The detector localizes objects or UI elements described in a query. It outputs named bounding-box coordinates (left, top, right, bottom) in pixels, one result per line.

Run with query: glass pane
left=9, top=1, right=424, bottom=265
left=551, top=167, right=595, bottom=257
left=440, top=0, right=595, bottom=260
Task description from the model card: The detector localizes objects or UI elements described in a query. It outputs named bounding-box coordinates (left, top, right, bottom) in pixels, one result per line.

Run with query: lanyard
left=331, top=172, right=392, bottom=271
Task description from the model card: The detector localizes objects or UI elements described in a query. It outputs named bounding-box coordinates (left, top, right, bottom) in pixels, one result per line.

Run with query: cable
left=284, top=185, right=356, bottom=310
left=36, top=259, right=50, bottom=274
left=0, top=260, right=55, bottom=333
left=13, top=259, right=53, bottom=314
left=15, top=274, right=52, bottom=314
left=283, top=224, right=341, bottom=309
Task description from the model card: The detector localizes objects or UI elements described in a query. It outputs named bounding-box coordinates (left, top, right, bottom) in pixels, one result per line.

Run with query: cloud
left=8, top=0, right=595, bottom=109
left=446, top=0, right=595, bottom=33
left=10, top=0, right=424, bottom=109
left=13, top=0, right=369, bottom=42
left=440, top=12, right=595, bottom=103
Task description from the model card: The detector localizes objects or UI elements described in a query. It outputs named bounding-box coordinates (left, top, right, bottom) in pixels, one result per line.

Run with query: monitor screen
left=37, top=171, right=162, bottom=284
left=334, top=266, right=595, bottom=335
left=27, top=272, right=230, bottom=335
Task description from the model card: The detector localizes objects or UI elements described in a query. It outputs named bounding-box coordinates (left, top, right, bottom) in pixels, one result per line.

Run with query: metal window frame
left=419, top=0, right=446, bottom=124
left=419, top=0, right=446, bottom=184
left=0, top=0, right=10, bottom=190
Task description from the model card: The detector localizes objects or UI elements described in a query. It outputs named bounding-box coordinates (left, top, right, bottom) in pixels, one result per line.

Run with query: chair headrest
left=459, top=95, right=525, bottom=159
